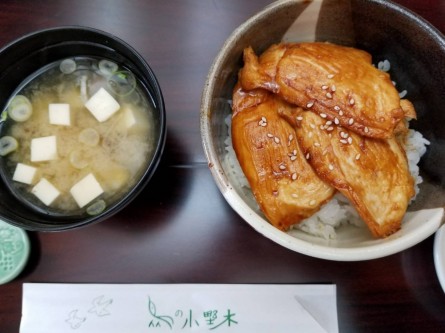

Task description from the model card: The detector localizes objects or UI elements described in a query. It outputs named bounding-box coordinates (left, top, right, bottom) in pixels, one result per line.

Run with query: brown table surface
left=0, top=0, right=445, bottom=332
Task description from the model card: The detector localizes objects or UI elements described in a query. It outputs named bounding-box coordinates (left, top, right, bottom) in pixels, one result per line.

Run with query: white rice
left=224, top=84, right=429, bottom=240
left=404, top=129, right=430, bottom=199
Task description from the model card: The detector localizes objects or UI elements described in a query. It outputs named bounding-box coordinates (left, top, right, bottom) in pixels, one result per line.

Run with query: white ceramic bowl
left=434, top=225, right=445, bottom=292
left=201, top=0, right=445, bottom=261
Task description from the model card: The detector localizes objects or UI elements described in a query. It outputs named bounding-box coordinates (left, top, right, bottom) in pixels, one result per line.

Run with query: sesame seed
left=279, top=164, right=286, bottom=170
left=292, top=173, right=297, bottom=180
left=308, top=132, right=313, bottom=138
left=355, top=153, right=361, bottom=160
left=309, top=199, right=316, bottom=206
left=326, top=92, right=333, bottom=99
left=349, top=98, right=355, bottom=105
left=334, top=106, right=340, bottom=111
left=267, top=133, right=274, bottom=138
left=306, top=153, right=310, bottom=160
left=322, top=85, right=328, bottom=90
left=274, top=137, right=280, bottom=144
left=310, top=124, right=316, bottom=129
left=258, top=116, right=267, bottom=127
left=348, top=118, right=354, bottom=125
left=296, top=116, right=303, bottom=121
left=334, top=117, right=339, bottom=125
left=364, top=127, right=369, bottom=133
left=288, top=134, right=294, bottom=141
left=340, top=131, right=348, bottom=138
left=314, top=142, right=321, bottom=147
left=340, top=139, right=348, bottom=144
left=325, top=120, right=332, bottom=126
left=327, top=74, right=334, bottom=79
left=331, top=85, right=336, bottom=92
left=339, top=110, right=344, bottom=116
left=320, top=113, right=327, bottom=118
left=293, top=149, right=297, bottom=155
left=347, top=137, right=353, bottom=144
left=328, top=164, right=334, bottom=171
left=290, top=155, right=297, bottom=161
left=320, top=125, right=325, bottom=130
left=327, top=126, right=334, bottom=131
left=306, top=101, right=314, bottom=108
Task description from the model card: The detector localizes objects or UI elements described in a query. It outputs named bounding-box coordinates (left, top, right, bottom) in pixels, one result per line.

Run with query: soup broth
left=0, top=57, right=156, bottom=217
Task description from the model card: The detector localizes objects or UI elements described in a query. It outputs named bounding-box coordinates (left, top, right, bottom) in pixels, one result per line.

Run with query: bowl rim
left=200, top=0, right=445, bottom=260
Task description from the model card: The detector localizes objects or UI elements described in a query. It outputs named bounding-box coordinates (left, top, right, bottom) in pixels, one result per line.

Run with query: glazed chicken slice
left=395, top=99, right=417, bottom=141
left=281, top=109, right=415, bottom=237
left=239, top=42, right=405, bottom=139
left=231, top=84, right=335, bottom=231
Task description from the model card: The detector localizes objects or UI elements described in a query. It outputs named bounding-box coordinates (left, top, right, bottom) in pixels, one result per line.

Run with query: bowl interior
left=201, top=0, right=445, bottom=260
left=0, top=26, right=166, bottom=231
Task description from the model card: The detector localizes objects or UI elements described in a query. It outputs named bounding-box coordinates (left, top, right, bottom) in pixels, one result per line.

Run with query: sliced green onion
left=69, top=149, right=89, bottom=169
left=7, top=95, right=32, bottom=122
left=59, top=59, right=77, bottom=74
left=0, top=136, right=18, bottom=156
left=79, top=128, right=100, bottom=146
left=86, top=199, right=106, bottom=215
left=107, top=70, right=136, bottom=96
left=98, top=59, right=118, bottom=77
left=0, top=110, right=8, bottom=123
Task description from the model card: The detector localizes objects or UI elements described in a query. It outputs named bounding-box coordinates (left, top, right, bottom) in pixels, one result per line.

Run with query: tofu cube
left=70, top=173, right=104, bottom=208
left=12, top=163, right=37, bottom=184
left=84, top=88, right=120, bottom=122
left=123, top=107, right=136, bottom=128
left=31, top=136, right=57, bottom=162
left=49, top=103, right=71, bottom=126
left=31, top=178, right=60, bottom=206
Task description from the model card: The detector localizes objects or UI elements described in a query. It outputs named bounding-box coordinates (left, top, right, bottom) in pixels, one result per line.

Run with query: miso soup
left=0, top=57, right=156, bottom=217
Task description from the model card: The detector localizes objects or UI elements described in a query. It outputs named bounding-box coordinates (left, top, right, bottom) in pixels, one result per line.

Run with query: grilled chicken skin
left=231, top=83, right=335, bottom=231
left=239, top=42, right=405, bottom=139
left=280, top=108, right=415, bottom=238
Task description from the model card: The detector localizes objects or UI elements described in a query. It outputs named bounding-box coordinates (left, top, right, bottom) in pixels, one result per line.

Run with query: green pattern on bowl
left=0, top=219, right=29, bottom=284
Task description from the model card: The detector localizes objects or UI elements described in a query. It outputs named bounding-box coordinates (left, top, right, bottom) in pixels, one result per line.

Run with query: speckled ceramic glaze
left=201, top=0, right=445, bottom=260
left=0, top=219, right=29, bottom=284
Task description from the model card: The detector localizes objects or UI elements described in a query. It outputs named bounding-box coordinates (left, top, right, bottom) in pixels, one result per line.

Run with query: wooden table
left=0, top=1, right=444, bottom=332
